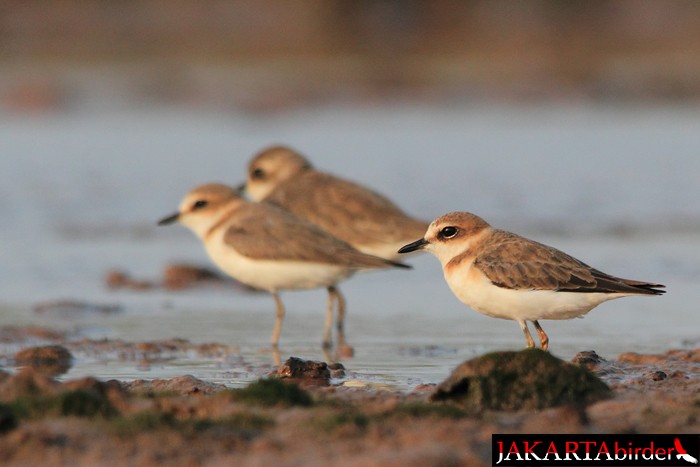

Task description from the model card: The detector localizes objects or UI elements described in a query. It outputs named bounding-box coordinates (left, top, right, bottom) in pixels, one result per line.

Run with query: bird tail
left=388, top=260, right=412, bottom=269
left=619, top=279, right=666, bottom=295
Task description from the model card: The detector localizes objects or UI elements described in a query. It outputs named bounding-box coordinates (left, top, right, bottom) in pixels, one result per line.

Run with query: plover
left=242, top=145, right=428, bottom=261
left=398, top=211, right=665, bottom=350
left=158, top=183, right=409, bottom=349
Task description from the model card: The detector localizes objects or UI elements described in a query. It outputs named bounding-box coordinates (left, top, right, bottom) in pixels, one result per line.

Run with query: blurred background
left=3, top=1, right=700, bottom=111
left=1, top=1, right=699, bottom=387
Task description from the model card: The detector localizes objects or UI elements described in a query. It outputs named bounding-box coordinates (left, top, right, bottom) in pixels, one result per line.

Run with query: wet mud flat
left=1, top=326, right=699, bottom=466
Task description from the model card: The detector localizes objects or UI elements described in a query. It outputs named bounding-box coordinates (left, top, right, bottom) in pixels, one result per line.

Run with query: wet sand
left=1, top=325, right=698, bottom=466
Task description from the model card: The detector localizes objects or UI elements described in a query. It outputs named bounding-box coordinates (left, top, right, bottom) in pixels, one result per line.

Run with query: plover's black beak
left=157, top=212, right=180, bottom=226
left=398, top=238, right=429, bottom=254
left=235, top=182, right=246, bottom=195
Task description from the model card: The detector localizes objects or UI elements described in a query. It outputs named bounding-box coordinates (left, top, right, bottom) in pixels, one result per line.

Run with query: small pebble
left=571, top=350, right=606, bottom=371
left=644, top=371, right=668, bottom=381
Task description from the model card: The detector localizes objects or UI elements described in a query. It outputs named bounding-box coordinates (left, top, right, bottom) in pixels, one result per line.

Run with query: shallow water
left=1, top=103, right=699, bottom=390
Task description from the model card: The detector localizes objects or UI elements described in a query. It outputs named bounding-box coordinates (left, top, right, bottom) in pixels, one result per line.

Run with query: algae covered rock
left=431, top=349, right=611, bottom=411
left=232, top=378, right=313, bottom=407
left=14, top=345, right=73, bottom=377
left=274, top=357, right=331, bottom=386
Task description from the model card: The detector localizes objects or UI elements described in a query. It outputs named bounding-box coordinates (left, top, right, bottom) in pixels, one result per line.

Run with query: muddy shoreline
left=1, top=324, right=698, bottom=466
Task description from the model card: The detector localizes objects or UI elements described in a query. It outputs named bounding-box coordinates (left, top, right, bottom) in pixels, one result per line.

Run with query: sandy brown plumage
left=399, top=210, right=666, bottom=350
left=159, top=182, right=409, bottom=349
left=222, top=201, right=409, bottom=269
left=265, top=171, right=429, bottom=246
left=245, top=145, right=428, bottom=259
left=470, top=230, right=665, bottom=295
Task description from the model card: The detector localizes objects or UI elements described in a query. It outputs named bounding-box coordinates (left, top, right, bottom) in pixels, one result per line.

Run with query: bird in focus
left=399, top=211, right=665, bottom=350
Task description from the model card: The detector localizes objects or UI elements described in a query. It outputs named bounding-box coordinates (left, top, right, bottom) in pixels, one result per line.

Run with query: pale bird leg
left=271, top=346, right=281, bottom=366
left=323, top=286, right=335, bottom=349
left=322, top=347, right=333, bottom=363
left=533, top=320, right=549, bottom=351
left=332, top=286, right=348, bottom=347
left=271, top=292, right=285, bottom=348
left=518, top=320, right=535, bottom=348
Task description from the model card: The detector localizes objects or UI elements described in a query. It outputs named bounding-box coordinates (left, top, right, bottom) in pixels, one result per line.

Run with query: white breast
left=444, top=263, right=632, bottom=321
left=204, top=234, right=355, bottom=292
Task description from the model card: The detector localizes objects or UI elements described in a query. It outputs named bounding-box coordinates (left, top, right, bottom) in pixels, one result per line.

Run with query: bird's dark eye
left=192, top=200, right=208, bottom=210
left=439, top=226, right=458, bottom=239
left=251, top=168, right=265, bottom=180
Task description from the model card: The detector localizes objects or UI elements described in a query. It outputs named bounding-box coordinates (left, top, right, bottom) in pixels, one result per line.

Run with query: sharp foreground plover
left=242, top=145, right=428, bottom=261
left=399, top=211, right=665, bottom=350
left=158, top=183, right=409, bottom=349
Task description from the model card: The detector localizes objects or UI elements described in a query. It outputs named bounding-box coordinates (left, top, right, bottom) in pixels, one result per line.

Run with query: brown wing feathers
left=268, top=171, right=429, bottom=244
left=475, top=230, right=666, bottom=295
left=222, top=203, right=409, bottom=269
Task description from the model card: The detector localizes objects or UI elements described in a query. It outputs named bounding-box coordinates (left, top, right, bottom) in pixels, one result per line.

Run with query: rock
left=4, top=79, right=67, bottom=113
left=104, top=269, right=155, bottom=290
left=414, top=383, right=437, bottom=393
left=14, top=345, right=73, bottom=377
left=231, top=378, right=313, bottom=407
left=123, top=375, right=227, bottom=396
left=106, top=263, right=257, bottom=291
left=643, top=371, right=668, bottom=381
left=163, top=263, right=226, bottom=290
left=571, top=350, right=606, bottom=372
left=0, top=404, right=17, bottom=433
left=63, top=377, right=125, bottom=396
left=430, top=349, right=611, bottom=411
left=274, top=357, right=331, bottom=386
left=328, top=362, right=346, bottom=379
left=0, top=368, right=60, bottom=401
left=622, top=349, right=700, bottom=364
left=0, top=326, right=67, bottom=343
left=663, top=349, right=700, bottom=363
left=617, top=352, right=667, bottom=365
left=63, top=377, right=129, bottom=413
left=519, top=404, right=589, bottom=433
left=33, top=300, right=122, bottom=315
left=571, top=350, right=621, bottom=379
